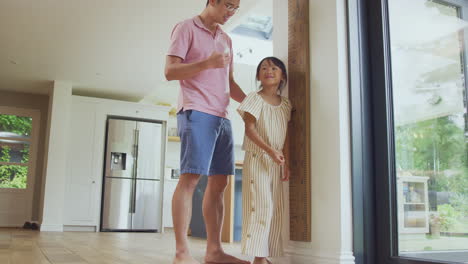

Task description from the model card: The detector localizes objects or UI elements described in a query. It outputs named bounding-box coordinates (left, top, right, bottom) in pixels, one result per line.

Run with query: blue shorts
left=177, top=110, right=235, bottom=176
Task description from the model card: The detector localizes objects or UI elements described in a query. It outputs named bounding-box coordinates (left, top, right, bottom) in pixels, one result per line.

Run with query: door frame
left=0, top=106, right=40, bottom=226
left=347, top=0, right=376, bottom=263
left=349, top=0, right=468, bottom=263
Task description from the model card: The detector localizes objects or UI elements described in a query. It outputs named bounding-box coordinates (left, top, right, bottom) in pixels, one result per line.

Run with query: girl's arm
left=243, top=112, right=285, bottom=165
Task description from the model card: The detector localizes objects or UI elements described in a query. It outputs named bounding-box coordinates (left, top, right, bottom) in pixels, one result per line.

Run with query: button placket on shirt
left=247, top=152, right=256, bottom=240
left=249, top=153, right=256, bottom=213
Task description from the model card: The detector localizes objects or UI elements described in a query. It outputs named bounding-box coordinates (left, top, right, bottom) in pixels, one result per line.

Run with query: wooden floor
left=0, top=228, right=292, bottom=264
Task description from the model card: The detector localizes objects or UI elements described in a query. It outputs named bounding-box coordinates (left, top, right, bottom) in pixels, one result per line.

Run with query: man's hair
left=206, top=0, right=221, bottom=7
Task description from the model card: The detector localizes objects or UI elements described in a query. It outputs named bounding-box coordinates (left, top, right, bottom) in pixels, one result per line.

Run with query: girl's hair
left=256, top=57, right=288, bottom=93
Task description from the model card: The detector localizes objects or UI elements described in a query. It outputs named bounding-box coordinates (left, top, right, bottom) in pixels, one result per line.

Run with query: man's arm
left=229, top=70, right=246, bottom=103
left=165, top=52, right=228, bottom=81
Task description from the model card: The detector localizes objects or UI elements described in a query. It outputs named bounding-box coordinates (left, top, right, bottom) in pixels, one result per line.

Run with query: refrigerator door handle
left=129, top=178, right=134, bottom=214
left=133, top=129, right=138, bottom=159
left=134, top=129, right=139, bottom=177
left=135, top=129, right=140, bottom=153
left=133, top=129, right=139, bottom=179
left=131, top=179, right=137, bottom=214
left=131, top=129, right=140, bottom=214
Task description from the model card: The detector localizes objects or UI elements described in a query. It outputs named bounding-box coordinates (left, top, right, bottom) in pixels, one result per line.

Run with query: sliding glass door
left=351, top=0, right=468, bottom=263
left=389, top=1, right=468, bottom=262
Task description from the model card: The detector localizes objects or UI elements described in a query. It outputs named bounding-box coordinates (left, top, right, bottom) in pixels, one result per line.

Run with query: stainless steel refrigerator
left=101, top=118, right=165, bottom=232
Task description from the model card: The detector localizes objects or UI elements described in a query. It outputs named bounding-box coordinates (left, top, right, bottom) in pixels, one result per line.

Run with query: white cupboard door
left=64, top=100, right=97, bottom=225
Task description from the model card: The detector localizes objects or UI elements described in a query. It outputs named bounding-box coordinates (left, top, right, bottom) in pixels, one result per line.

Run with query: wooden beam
left=288, top=0, right=311, bottom=242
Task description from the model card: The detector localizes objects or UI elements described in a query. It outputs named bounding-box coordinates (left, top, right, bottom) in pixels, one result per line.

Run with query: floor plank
left=0, top=228, right=263, bottom=264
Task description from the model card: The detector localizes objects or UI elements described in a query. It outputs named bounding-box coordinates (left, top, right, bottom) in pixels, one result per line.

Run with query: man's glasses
left=224, top=2, right=239, bottom=13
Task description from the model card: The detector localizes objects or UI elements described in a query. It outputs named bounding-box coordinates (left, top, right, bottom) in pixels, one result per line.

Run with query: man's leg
left=203, top=175, right=250, bottom=264
left=173, top=173, right=201, bottom=264
left=204, top=175, right=228, bottom=252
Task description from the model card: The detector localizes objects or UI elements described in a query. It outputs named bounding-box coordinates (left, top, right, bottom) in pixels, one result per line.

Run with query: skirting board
left=63, top=225, right=97, bottom=232
left=285, top=252, right=355, bottom=264
left=0, top=224, right=23, bottom=228
left=40, top=224, right=63, bottom=232
left=285, top=242, right=355, bottom=264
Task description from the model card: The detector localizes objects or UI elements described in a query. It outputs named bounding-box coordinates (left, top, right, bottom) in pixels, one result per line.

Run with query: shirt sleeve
left=237, top=93, right=262, bottom=120
left=167, top=22, right=191, bottom=61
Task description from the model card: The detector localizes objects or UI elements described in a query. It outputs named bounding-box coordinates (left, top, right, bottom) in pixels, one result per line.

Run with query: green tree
left=0, top=146, right=12, bottom=184
left=0, top=114, right=31, bottom=189
left=0, top=145, right=27, bottom=189
left=0, top=115, right=32, bottom=136
left=437, top=204, right=461, bottom=231
left=395, top=115, right=468, bottom=194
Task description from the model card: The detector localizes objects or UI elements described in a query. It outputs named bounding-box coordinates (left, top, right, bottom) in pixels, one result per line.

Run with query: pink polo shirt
left=167, top=16, right=234, bottom=119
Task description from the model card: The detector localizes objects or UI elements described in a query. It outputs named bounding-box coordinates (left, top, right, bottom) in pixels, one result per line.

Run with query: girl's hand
left=281, top=164, right=290, bottom=181
left=268, top=149, right=285, bottom=165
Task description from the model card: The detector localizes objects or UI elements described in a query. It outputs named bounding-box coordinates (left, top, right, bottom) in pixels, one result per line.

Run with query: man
left=165, top=1, right=248, bottom=264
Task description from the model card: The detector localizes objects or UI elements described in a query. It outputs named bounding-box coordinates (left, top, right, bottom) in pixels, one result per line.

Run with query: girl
left=237, top=57, right=292, bottom=264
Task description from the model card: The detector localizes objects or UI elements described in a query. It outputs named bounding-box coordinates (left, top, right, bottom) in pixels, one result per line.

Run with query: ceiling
left=0, top=0, right=271, bottom=102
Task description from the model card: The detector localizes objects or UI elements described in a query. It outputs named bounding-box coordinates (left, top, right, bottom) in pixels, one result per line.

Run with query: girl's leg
left=241, top=153, right=273, bottom=257
left=268, top=164, right=284, bottom=257
left=241, top=154, right=253, bottom=253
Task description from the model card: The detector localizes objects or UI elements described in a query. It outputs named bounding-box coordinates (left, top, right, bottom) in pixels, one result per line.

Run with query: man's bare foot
left=174, top=253, right=200, bottom=264
left=205, top=250, right=250, bottom=264
left=252, top=257, right=271, bottom=264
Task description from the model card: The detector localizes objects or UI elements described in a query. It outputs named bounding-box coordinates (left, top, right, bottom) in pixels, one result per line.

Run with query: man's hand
left=206, top=51, right=230, bottom=69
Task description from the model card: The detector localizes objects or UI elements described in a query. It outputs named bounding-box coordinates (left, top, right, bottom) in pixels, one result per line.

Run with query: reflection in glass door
left=388, top=0, right=468, bottom=262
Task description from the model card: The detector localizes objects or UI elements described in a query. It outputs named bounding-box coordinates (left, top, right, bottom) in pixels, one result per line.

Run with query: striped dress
left=237, top=92, right=292, bottom=257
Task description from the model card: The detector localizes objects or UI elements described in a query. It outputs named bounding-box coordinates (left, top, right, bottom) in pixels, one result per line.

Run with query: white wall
left=40, top=81, right=72, bottom=231
left=283, top=1, right=355, bottom=263
left=230, top=63, right=257, bottom=147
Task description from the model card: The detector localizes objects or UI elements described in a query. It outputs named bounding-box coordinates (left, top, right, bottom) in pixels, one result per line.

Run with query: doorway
left=0, top=107, right=40, bottom=226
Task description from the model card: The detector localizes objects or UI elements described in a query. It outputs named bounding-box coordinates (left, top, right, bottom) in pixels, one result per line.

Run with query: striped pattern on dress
left=237, top=92, right=292, bottom=257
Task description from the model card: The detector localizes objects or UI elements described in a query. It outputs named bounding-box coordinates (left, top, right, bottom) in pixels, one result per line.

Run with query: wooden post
left=288, top=0, right=312, bottom=242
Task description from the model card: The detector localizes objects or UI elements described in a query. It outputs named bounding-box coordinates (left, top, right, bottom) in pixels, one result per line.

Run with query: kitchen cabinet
left=63, top=96, right=169, bottom=230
